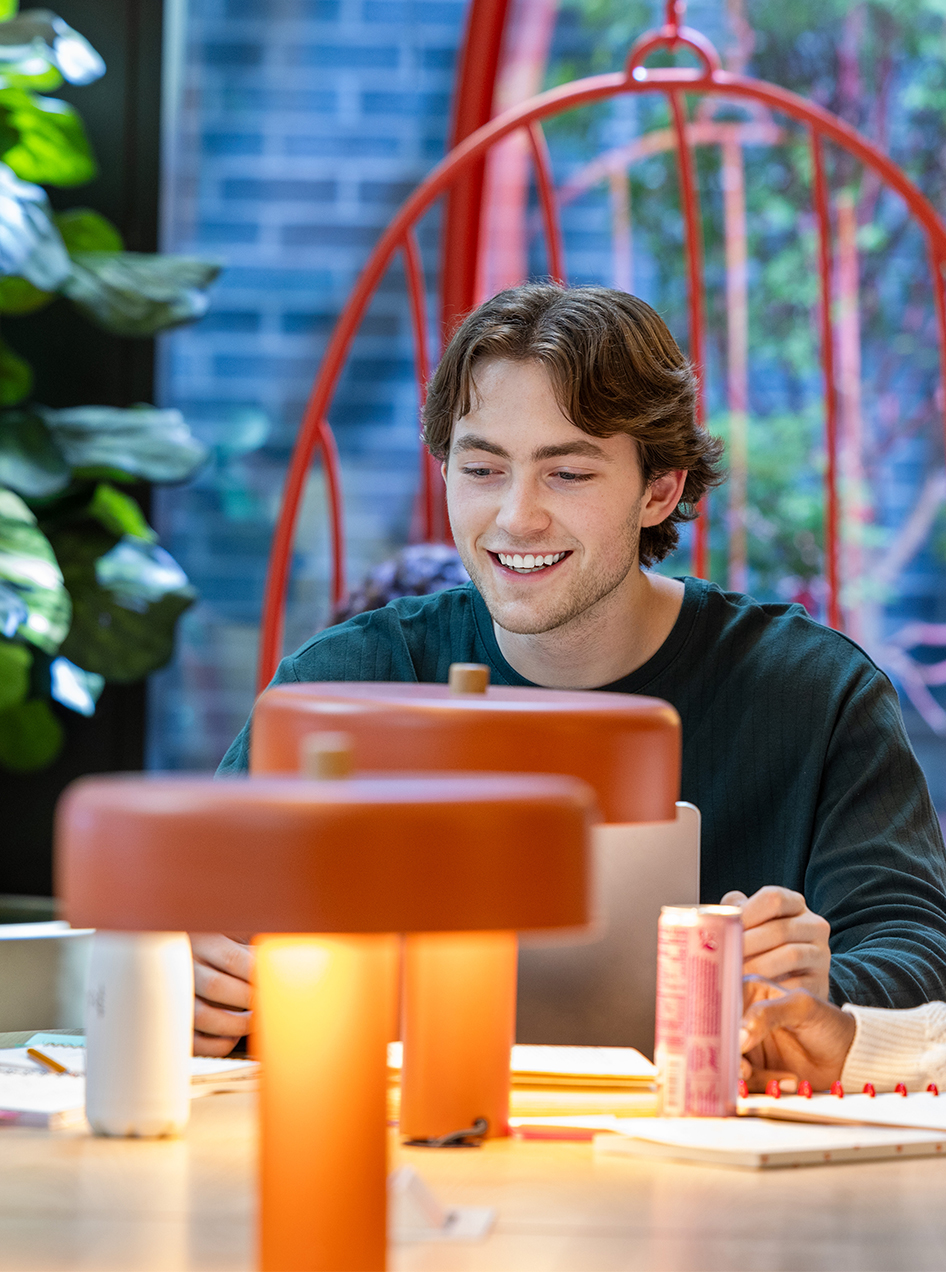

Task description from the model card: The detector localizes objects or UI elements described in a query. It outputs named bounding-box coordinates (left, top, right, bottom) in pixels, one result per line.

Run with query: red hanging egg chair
left=255, top=0, right=946, bottom=698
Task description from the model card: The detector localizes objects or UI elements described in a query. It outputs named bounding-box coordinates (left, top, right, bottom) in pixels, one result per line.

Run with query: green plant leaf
left=3, top=63, right=62, bottom=92
left=0, top=104, right=14, bottom=150
left=0, top=486, right=70, bottom=652
left=52, top=523, right=195, bottom=681
left=0, top=407, right=68, bottom=495
left=0, top=696, right=63, bottom=770
left=61, top=252, right=221, bottom=336
left=55, top=207, right=122, bottom=254
left=41, top=404, right=208, bottom=482
left=0, top=635, right=30, bottom=712
left=88, top=482, right=155, bottom=541
left=0, top=273, right=52, bottom=312
left=0, top=161, right=70, bottom=287
left=0, top=11, right=104, bottom=87
left=0, top=578, right=27, bottom=635
left=0, top=88, right=96, bottom=187
left=50, top=653, right=102, bottom=716
left=95, top=536, right=195, bottom=609
left=0, top=333, right=31, bottom=404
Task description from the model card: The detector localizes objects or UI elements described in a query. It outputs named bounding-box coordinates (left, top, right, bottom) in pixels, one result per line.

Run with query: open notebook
left=739, top=1090, right=946, bottom=1132
left=551, top=1086, right=946, bottom=1165
left=593, top=1116, right=946, bottom=1169
left=0, top=1035, right=258, bottom=1130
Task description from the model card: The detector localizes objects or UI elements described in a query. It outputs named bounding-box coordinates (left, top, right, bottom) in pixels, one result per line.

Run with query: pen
left=27, top=1048, right=69, bottom=1075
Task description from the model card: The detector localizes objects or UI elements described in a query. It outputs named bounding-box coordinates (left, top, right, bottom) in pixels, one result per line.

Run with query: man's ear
left=441, top=459, right=447, bottom=485
left=641, top=470, right=687, bottom=527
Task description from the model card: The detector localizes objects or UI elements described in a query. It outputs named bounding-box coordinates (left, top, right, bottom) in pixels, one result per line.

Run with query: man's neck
left=492, top=570, right=685, bottom=689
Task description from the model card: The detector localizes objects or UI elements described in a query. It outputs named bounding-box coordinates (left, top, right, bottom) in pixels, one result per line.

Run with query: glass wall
left=152, top=0, right=946, bottom=817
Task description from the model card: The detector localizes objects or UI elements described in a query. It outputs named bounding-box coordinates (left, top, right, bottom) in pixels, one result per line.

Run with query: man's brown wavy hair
left=422, top=282, right=725, bottom=567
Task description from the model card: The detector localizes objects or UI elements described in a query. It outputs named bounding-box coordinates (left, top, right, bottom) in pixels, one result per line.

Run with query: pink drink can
left=655, top=905, right=743, bottom=1117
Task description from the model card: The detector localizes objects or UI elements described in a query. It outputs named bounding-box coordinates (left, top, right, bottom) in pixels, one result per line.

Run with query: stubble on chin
left=487, top=567, right=632, bottom=636
left=458, top=516, right=642, bottom=639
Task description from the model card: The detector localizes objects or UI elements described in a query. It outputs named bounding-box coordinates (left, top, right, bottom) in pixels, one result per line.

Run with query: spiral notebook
left=739, top=1090, right=946, bottom=1132
left=593, top=1115, right=946, bottom=1169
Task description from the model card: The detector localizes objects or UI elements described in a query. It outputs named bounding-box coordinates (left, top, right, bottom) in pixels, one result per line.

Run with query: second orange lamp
left=251, top=671, right=681, bottom=1141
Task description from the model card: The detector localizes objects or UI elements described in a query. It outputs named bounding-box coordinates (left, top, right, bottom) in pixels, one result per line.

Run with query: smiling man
left=208, top=283, right=946, bottom=1057
left=439, top=355, right=693, bottom=690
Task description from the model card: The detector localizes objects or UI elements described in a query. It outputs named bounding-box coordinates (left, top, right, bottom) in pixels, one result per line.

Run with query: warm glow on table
left=0, top=1092, right=941, bottom=1271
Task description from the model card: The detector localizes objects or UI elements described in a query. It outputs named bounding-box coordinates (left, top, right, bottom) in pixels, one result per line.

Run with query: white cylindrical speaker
left=85, top=931, right=193, bottom=1137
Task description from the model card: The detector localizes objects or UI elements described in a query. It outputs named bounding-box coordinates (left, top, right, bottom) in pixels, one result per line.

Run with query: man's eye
left=554, top=470, right=594, bottom=482
left=463, top=466, right=496, bottom=478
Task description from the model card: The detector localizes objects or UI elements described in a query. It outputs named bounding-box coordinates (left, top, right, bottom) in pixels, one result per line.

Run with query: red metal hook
left=626, top=2, right=721, bottom=83
left=664, top=0, right=685, bottom=34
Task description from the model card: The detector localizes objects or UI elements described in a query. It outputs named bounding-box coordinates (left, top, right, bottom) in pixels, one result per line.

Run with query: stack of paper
left=385, top=1043, right=658, bottom=1130
left=507, top=1045, right=657, bottom=1120
left=0, top=1034, right=259, bottom=1130
left=509, top=1044, right=656, bottom=1088
left=0, top=1070, right=87, bottom=1130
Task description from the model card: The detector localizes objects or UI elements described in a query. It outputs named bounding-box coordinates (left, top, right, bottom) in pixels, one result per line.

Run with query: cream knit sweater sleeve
left=841, top=1001, right=946, bottom=1091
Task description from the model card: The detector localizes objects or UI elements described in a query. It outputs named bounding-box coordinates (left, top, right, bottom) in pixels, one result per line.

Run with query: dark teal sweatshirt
left=220, top=577, right=946, bottom=1009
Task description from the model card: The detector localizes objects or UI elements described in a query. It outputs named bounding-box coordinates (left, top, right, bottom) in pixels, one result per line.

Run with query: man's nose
left=495, top=477, right=551, bottom=539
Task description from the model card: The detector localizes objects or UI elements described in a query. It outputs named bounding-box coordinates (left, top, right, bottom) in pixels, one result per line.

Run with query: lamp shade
left=56, top=772, right=595, bottom=933
left=252, top=682, right=680, bottom=823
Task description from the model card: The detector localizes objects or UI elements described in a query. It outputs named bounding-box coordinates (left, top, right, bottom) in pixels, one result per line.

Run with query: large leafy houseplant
left=0, top=6, right=218, bottom=772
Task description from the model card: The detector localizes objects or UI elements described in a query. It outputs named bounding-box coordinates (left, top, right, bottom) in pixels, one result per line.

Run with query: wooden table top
left=0, top=1092, right=944, bottom=1271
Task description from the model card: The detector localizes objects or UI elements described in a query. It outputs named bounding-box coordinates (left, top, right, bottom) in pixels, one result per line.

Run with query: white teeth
left=497, top=550, right=567, bottom=572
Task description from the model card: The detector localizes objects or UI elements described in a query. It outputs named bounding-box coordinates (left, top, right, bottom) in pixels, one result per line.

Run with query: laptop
left=516, top=802, right=700, bottom=1059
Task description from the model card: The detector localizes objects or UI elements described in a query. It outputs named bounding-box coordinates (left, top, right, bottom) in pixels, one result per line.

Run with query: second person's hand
left=740, top=975, right=856, bottom=1092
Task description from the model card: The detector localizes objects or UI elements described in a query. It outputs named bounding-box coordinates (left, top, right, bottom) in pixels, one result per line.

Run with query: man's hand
left=721, top=885, right=831, bottom=1000
left=190, top=933, right=254, bottom=1057
left=740, top=975, right=856, bottom=1092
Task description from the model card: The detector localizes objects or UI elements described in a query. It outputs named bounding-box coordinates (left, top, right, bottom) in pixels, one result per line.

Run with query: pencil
left=27, top=1047, right=69, bottom=1075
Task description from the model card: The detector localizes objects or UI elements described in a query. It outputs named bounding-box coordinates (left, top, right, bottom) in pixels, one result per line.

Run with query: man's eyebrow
left=451, top=434, right=611, bottom=463
left=451, top=433, right=510, bottom=458
left=531, top=440, right=610, bottom=462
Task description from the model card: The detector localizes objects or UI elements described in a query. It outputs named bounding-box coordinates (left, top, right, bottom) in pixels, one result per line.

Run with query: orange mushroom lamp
left=56, top=771, right=593, bottom=1272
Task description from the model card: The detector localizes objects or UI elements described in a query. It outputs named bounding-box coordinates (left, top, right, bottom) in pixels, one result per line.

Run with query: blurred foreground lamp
left=251, top=671, right=681, bottom=1142
left=56, top=772, right=593, bottom=1272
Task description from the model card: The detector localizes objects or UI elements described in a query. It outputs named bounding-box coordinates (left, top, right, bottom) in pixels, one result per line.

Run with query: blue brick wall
left=150, top=0, right=464, bottom=769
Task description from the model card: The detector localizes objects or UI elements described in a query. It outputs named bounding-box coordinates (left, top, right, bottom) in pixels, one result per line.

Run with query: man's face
left=444, top=358, right=651, bottom=636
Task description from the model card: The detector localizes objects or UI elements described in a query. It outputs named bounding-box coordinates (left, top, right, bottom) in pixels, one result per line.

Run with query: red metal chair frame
left=256, top=1, right=946, bottom=691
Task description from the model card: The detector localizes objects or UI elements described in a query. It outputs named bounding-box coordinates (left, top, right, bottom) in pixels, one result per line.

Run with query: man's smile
left=488, top=550, right=572, bottom=575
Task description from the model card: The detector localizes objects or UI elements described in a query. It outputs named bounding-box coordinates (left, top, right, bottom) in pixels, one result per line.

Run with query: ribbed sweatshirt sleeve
left=840, top=1001, right=946, bottom=1091
left=806, top=667, right=946, bottom=1008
